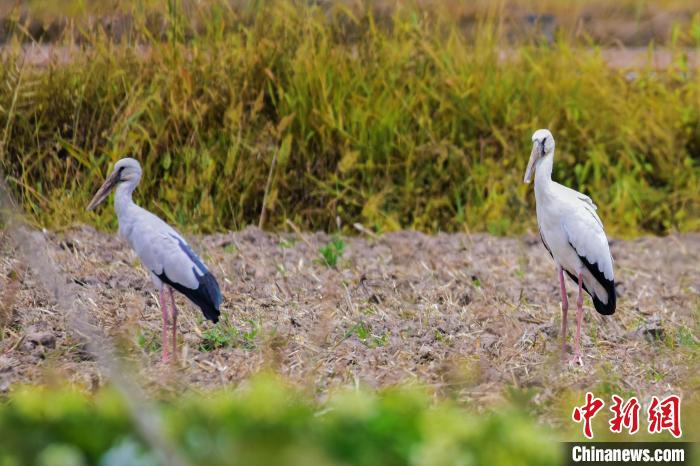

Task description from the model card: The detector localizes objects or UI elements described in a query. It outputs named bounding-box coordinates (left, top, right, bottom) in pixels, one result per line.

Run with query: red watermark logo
left=572, top=392, right=682, bottom=439
left=609, top=395, right=641, bottom=435
left=647, top=395, right=682, bottom=438
left=572, top=392, right=605, bottom=439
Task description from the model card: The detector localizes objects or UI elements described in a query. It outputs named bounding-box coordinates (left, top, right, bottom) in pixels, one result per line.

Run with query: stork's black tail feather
left=592, top=285, right=616, bottom=315
left=565, top=244, right=616, bottom=316
left=159, top=234, right=223, bottom=323
left=157, top=270, right=222, bottom=323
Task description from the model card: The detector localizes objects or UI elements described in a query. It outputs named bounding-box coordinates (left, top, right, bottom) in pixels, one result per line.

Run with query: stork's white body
left=533, top=158, right=614, bottom=305
left=87, top=157, right=221, bottom=363
left=524, top=129, right=616, bottom=362
left=115, top=185, right=202, bottom=293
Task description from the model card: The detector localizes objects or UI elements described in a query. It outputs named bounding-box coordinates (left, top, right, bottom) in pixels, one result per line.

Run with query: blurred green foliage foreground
left=1, top=0, right=699, bottom=235
left=0, top=376, right=560, bottom=466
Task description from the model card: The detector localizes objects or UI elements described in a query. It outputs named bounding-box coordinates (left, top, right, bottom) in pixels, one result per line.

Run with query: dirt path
left=1, top=227, right=698, bottom=422
left=5, top=44, right=699, bottom=69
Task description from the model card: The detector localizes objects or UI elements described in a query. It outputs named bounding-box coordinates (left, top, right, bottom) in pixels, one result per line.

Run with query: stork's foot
left=563, top=352, right=583, bottom=367
left=559, top=343, right=583, bottom=366
left=160, top=348, right=179, bottom=365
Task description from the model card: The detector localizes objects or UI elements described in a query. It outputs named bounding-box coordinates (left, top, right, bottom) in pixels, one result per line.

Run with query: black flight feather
left=155, top=235, right=222, bottom=323
left=565, top=242, right=616, bottom=316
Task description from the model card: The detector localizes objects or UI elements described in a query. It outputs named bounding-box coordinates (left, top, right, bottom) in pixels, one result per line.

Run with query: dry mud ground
left=0, top=227, right=698, bottom=423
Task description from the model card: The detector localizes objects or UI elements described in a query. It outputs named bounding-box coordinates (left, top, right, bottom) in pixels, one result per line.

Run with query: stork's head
left=86, top=158, right=142, bottom=211
left=523, top=129, right=554, bottom=184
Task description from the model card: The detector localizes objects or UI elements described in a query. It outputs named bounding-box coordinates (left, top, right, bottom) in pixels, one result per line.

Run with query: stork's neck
left=534, top=153, right=554, bottom=196
left=114, top=180, right=138, bottom=219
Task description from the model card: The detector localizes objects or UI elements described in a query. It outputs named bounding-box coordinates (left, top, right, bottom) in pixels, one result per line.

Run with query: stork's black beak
left=86, top=170, right=120, bottom=211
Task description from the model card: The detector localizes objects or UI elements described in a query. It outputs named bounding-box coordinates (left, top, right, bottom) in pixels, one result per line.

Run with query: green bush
left=1, top=1, right=699, bottom=235
left=0, top=376, right=561, bottom=466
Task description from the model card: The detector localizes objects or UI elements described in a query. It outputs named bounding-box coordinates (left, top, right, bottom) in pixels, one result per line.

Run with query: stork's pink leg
left=159, top=288, right=170, bottom=363
left=574, top=272, right=584, bottom=360
left=168, top=286, right=179, bottom=362
left=558, top=267, right=569, bottom=357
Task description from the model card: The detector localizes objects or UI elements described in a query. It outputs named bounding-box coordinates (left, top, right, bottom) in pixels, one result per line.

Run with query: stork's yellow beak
left=523, top=141, right=541, bottom=184
left=86, top=169, right=120, bottom=211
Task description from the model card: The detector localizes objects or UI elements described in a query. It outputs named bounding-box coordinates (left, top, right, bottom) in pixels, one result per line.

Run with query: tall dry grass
left=0, top=0, right=699, bottom=236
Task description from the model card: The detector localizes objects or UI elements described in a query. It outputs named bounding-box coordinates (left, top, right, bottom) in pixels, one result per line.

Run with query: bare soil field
left=1, top=227, right=698, bottom=423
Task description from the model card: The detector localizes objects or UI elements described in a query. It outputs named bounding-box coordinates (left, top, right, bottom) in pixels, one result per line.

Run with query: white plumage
left=524, top=129, right=616, bottom=362
left=118, top=204, right=208, bottom=299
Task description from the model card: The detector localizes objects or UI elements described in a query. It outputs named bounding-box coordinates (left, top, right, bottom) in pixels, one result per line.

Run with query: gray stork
left=524, top=129, right=615, bottom=363
left=87, top=158, right=222, bottom=363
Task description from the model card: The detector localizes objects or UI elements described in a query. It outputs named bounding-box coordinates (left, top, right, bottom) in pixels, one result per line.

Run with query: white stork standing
left=524, top=129, right=616, bottom=363
left=87, top=158, right=222, bottom=363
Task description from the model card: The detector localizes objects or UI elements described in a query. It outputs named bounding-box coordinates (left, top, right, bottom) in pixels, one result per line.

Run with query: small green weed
left=347, top=322, right=388, bottom=348
left=137, top=330, right=160, bottom=354
left=676, top=327, right=698, bottom=347
left=434, top=329, right=446, bottom=343
left=200, top=327, right=234, bottom=352
left=648, top=367, right=665, bottom=383
left=199, top=318, right=262, bottom=351
left=361, top=306, right=377, bottom=316
left=241, top=320, right=261, bottom=349
left=319, top=237, right=345, bottom=268
left=278, top=238, right=296, bottom=249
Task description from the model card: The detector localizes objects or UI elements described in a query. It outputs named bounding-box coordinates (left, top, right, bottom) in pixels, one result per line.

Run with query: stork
left=87, top=158, right=222, bottom=363
left=524, top=129, right=615, bottom=363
